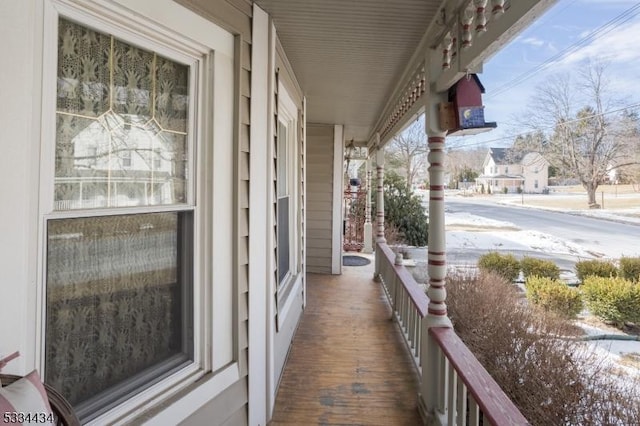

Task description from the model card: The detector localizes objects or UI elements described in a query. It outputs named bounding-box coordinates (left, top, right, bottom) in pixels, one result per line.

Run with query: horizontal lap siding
left=175, top=1, right=251, bottom=424
left=306, top=124, right=334, bottom=274
left=238, top=34, right=251, bottom=395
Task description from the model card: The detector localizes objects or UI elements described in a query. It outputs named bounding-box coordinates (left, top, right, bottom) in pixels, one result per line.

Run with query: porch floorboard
left=269, top=261, right=423, bottom=425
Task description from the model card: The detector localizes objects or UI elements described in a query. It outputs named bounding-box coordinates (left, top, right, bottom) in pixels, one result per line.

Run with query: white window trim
left=275, top=81, right=305, bottom=332
left=37, top=1, right=236, bottom=423
left=276, top=82, right=299, bottom=288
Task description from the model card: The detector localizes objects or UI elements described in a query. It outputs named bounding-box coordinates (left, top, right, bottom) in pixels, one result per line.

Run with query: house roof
left=488, top=147, right=523, bottom=165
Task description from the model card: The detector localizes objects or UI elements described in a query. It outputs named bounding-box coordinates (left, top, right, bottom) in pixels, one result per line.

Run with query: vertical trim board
left=332, top=125, right=344, bottom=275
left=248, top=4, right=270, bottom=425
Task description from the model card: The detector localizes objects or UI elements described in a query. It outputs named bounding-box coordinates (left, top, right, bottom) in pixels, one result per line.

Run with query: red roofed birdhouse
left=439, top=74, right=497, bottom=136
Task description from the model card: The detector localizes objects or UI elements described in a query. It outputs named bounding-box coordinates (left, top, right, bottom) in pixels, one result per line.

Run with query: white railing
left=375, top=242, right=528, bottom=426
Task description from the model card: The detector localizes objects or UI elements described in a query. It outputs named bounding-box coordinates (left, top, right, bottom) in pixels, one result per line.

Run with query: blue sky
left=447, top=0, right=640, bottom=150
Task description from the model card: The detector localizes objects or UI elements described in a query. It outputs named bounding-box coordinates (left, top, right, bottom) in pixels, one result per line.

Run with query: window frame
left=275, top=82, right=302, bottom=316
left=275, top=82, right=300, bottom=302
left=36, top=1, right=236, bottom=423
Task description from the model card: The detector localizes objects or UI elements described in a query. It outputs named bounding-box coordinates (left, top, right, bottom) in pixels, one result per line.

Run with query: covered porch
left=271, top=247, right=527, bottom=425
left=269, top=257, right=422, bottom=425
left=256, top=0, right=557, bottom=424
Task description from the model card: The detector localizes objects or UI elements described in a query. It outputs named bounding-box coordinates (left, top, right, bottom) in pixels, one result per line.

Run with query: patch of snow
left=446, top=212, right=518, bottom=229
left=446, top=213, right=596, bottom=258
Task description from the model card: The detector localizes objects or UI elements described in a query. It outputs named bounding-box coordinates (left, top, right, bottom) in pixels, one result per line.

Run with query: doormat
left=343, top=255, right=371, bottom=266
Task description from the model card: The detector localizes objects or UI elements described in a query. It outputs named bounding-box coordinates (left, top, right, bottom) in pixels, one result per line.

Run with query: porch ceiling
left=255, top=0, right=442, bottom=143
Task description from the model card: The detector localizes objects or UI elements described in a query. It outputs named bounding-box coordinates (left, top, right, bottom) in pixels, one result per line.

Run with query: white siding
left=305, top=125, right=335, bottom=274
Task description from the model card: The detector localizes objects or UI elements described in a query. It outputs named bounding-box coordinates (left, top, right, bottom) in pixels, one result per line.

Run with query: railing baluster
left=415, top=316, right=421, bottom=360
left=468, top=394, right=480, bottom=426
left=399, top=286, right=404, bottom=321
left=438, top=349, right=448, bottom=415
left=457, top=382, right=467, bottom=426
left=409, top=305, right=416, bottom=350
left=447, top=362, right=457, bottom=425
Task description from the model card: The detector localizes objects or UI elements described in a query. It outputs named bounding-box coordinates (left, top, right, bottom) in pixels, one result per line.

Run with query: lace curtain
left=55, top=18, right=189, bottom=210
left=45, top=213, right=191, bottom=409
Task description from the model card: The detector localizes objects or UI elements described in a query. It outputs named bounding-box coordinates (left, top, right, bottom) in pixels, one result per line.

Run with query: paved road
left=445, top=197, right=640, bottom=259
left=406, top=196, right=640, bottom=282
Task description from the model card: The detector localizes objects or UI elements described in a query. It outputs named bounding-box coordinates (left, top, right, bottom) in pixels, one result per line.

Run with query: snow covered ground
left=497, top=193, right=640, bottom=226
left=446, top=211, right=596, bottom=258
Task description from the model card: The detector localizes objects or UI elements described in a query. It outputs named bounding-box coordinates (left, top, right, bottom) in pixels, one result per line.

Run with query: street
left=445, top=197, right=640, bottom=259
left=407, top=195, right=640, bottom=282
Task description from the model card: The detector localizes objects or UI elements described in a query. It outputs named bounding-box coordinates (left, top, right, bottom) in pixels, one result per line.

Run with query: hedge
left=581, top=276, right=640, bottom=327
left=525, top=276, right=583, bottom=318
left=477, top=252, right=520, bottom=282
left=575, top=260, right=617, bottom=282
left=520, top=257, right=560, bottom=280
left=619, top=257, right=640, bottom=282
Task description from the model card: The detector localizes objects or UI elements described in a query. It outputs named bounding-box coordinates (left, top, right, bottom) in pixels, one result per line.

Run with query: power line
left=487, top=2, right=640, bottom=99
left=447, top=102, right=640, bottom=150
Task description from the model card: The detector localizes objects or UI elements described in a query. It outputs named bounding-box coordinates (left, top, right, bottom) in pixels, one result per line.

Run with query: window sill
left=86, top=363, right=240, bottom=426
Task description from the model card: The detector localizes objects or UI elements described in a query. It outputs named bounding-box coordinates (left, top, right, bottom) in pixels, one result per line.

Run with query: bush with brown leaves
left=446, top=272, right=640, bottom=425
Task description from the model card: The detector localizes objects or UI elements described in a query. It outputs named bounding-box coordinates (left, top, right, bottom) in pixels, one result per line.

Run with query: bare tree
left=506, top=131, right=546, bottom=164
left=445, top=148, right=485, bottom=188
left=385, top=119, right=427, bottom=190
left=615, top=110, right=640, bottom=189
left=524, top=63, right=638, bottom=206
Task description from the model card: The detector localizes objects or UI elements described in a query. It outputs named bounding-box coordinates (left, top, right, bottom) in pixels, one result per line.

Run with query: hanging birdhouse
left=439, top=73, right=497, bottom=136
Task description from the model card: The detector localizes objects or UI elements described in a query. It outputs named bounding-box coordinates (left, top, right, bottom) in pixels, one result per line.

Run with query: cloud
left=557, top=18, right=640, bottom=67
left=521, top=37, right=545, bottom=47
left=577, top=0, right=639, bottom=6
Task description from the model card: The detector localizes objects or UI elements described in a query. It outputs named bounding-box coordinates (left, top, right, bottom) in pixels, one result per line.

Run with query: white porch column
left=425, top=129, right=451, bottom=327
left=373, top=134, right=385, bottom=281
left=418, top=79, right=453, bottom=424
left=362, top=157, right=373, bottom=253
left=375, top=146, right=386, bottom=244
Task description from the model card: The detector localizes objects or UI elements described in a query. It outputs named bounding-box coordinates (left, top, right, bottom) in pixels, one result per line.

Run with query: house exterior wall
left=522, top=152, right=549, bottom=193
left=499, top=164, right=523, bottom=175
left=306, top=124, right=335, bottom=274
left=271, top=37, right=306, bottom=405
left=483, top=157, right=496, bottom=175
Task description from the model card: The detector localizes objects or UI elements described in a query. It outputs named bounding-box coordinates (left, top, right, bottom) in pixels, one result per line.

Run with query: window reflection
left=55, top=19, right=189, bottom=210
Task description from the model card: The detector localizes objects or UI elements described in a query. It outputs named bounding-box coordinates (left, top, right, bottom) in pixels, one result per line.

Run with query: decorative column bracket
left=440, top=0, right=505, bottom=70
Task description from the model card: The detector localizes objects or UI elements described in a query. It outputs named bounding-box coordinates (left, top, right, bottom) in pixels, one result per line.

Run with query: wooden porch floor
left=269, top=259, right=423, bottom=426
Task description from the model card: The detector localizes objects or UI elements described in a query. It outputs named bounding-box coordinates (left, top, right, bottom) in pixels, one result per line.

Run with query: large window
left=276, top=86, right=298, bottom=289
left=45, top=17, right=195, bottom=421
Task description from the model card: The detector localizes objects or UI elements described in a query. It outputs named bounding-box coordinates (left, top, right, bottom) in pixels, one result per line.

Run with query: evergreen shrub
left=575, top=259, right=617, bottom=282
left=477, top=252, right=520, bottom=282
left=373, top=172, right=428, bottom=247
left=525, top=276, right=583, bottom=318
left=520, top=256, right=560, bottom=280
left=581, top=276, right=640, bottom=327
left=619, top=257, right=640, bottom=282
